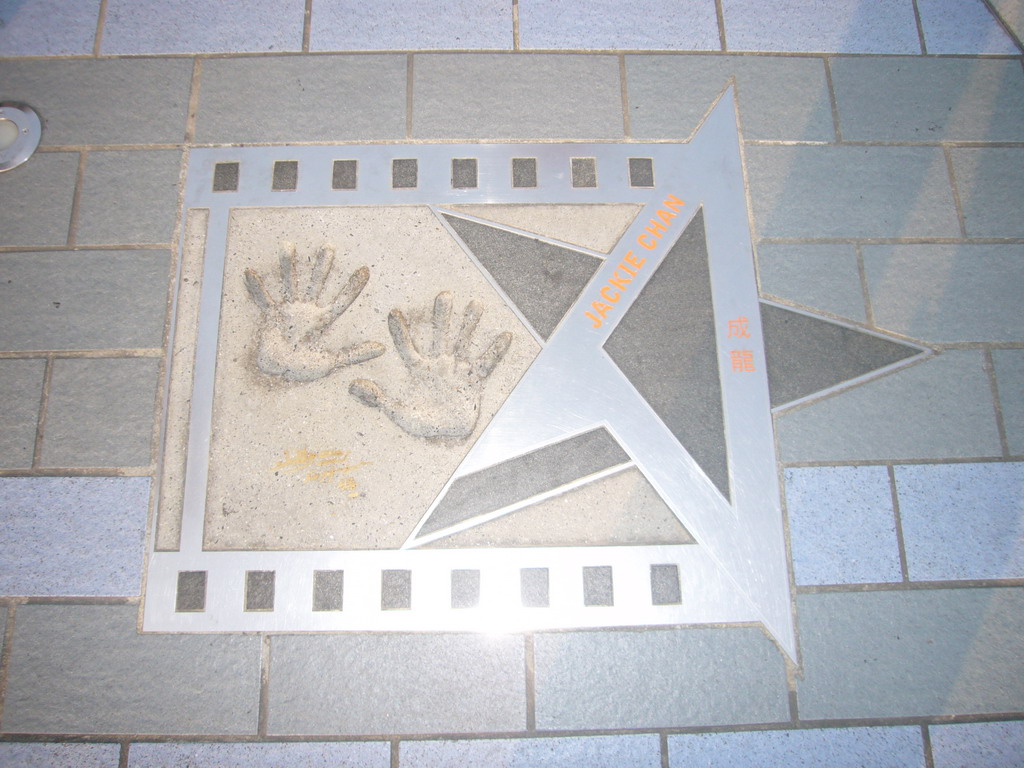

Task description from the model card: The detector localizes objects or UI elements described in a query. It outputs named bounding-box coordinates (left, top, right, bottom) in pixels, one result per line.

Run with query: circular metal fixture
left=0, top=103, right=42, bottom=173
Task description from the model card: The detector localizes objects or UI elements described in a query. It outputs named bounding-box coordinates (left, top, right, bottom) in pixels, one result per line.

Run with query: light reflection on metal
left=0, top=103, right=42, bottom=173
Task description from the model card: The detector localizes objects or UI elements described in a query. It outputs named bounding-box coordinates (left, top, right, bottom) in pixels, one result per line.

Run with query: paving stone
left=0, top=251, right=169, bottom=351
left=930, top=720, right=1024, bottom=768
left=0, top=359, right=44, bottom=469
left=0, top=743, right=120, bottom=768
left=895, top=463, right=1024, bottom=581
left=0, top=477, right=149, bottom=596
left=950, top=148, right=1024, bottom=238
left=746, top=146, right=960, bottom=239
left=102, top=0, right=304, bottom=54
left=533, top=628, right=789, bottom=729
left=989, top=0, right=1024, bottom=44
left=863, top=244, right=1024, bottom=343
left=777, top=351, right=1001, bottom=463
left=627, top=55, right=834, bottom=142
left=40, top=357, right=159, bottom=468
left=3, top=604, right=260, bottom=734
left=520, top=0, right=719, bottom=50
left=994, top=349, right=1024, bottom=456
left=785, top=466, right=902, bottom=586
left=797, top=588, right=1024, bottom=719
left=0, top=59, right=193, bottom=146
left=832, top=58, right=1024, bottom=142
left=400, top=734, right=661, bottom=767
left=195, top=56, right=407, bottom=143
left=917, top=0, right=1021, bottom=54
left=0, top=152, right=77, bottom=247
left=720, top=0, right=921, bottom=53
left=0, top=0, right=100, bottom=56
left=412, top=54, right=623, bottom=139
left=756, top=243, right=866, bottom=322
left=129, top=742, right=390, bottom=767
left=76, top=151, right=182, bottom=245
left=268, top=634, right=526, bottom=734
left=311, top=0, right=511, bottom=50
left=668, top=726, right=925, bottom=767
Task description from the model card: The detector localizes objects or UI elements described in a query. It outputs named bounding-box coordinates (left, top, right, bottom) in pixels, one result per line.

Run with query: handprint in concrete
left=244, top=243, right=385, bottom=382
left=349, top=292, right=513, bottom=442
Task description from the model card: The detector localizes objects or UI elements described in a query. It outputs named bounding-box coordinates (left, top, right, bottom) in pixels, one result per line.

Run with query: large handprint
left=244, top=243, right=385, bottom=382
left=349, top=292, right=513, bottom=442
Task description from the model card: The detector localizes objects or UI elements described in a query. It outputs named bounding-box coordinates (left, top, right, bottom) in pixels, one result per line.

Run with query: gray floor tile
left=40, top=358, right=159, bottom=468
left=0, top=0, right=100, bottom=56
left=995, top=349, right=1024, bottom=456
left=721, top=0, right=921, bottom=53
left=412, top=54, right=623, bottom=139
left=756, top=243, right=865, bottom=322
left=989, top=0, right=1024, bottom=44
left=0, top=359, right=44, bottom=469
left=627, top=55, right=833, bottom=142
left=102, top=0, right=304, bottom=54
left=268, top=634, right=526, bottom=735
left=311, top=0, right=511, bottom=50
left=401, top=734, right=661, bottom=767
left=129, top=742, right=390, bottom=767
left=533, top=628, right=789, bottom=730
left=832, top=57, right=1024, bottom=142
left=863, top=244, right=1024, bottom=343
left=76, top=151, right=182, bottom=245
left=0, top=743, right=120, bottom=768
left=195, top=56, right=407, bottom=143
left=3, top=604, right=260, bottom=734
left=930, top=720, right=1024, bottom=768
left=668, top=726, right=925, bottom=767
left=785, top=466, right=902, bottom=585
left=895, top=463, right=1024, bottom=581
left=777, top=351, right=1001, bottom=463
left=918, top=0, right=1021, bottom=54
left=0, top=59, right=193, bottom=147
left=746, top=146, right=960, bottom=239
left=951, top=148, right=1024, bottom=238
left=0, top=251, right=168, bottom=352
left=0, top=153, right=77, bottom=247
left=520, top=0, right=719, bottom=50
left=0, top=477, right=148, bottom=596
left=797, top=588, right=1024, bottom=719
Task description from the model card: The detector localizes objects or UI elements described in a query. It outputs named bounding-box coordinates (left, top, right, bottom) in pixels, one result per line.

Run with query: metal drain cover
left=0, top=103, right=42, bottom=173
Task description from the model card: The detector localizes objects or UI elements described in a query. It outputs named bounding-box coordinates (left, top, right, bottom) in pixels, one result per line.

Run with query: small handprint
left=244, top=243, right=385, bottom=382
left=349, top=292, right=513, bottom=442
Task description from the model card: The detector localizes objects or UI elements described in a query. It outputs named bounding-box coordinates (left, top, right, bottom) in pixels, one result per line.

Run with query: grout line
left=784, top=455, right=1023, bottom=469
left=0, top=604, right=17, bottom=727
left=822, top=57, right=843, bottom=143
left=714, top=0, right=727, bottom=51
left=984, top=348, right=1012, bottom=458
left=258, top=635, right=272, bottom=738
left=786, top=657, right=801, bottom=722
left=797, top=578, right=1024, bottom=594
left=92, top=0, right=109, bottom=57
left=660, top=731, right=670, bottom=768
left=888, top=465, right=912, bottom=583
left=512, top=0, right=520, bottom=50
left=184, top=58, right=203, bottom=145
left=911, top=0, right=928, bottom=55
left=943, top=145, right=969, bottom=239
left=0, top=349, right=164, bottom=360
left=303, top=0, right=313, bottom=53
left=391, top=739, right=400, bottom=768
left=855, top=244, right=876, bottom=328
left=922, top=724, right=936, bottom=768
left=66, top=151, right=88, bottom=246
left=524, top=633, right=537, bottom=731
left=31, top=356, right=54, bottom=469
left=406, top=54, right=414, bottom=139
left=118, top=741, right=130, bottom=768
left=0, top=467, right=157, bottom=478
left=619, top=54, right=632, bottom=139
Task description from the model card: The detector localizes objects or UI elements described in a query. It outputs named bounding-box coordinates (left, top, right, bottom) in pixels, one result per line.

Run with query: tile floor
left=1, top=0, right=1023, bottom=765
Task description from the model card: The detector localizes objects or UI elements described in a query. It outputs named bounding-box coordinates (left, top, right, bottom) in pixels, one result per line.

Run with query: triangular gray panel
left=761, top=303, right=922, bottom=408
left=443, top=214, right=603, bottom=340
left=603, top=209, right=730, bottom=501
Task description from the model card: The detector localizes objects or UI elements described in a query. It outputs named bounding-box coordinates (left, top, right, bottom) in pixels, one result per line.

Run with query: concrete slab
left=533, top=628, right=789, bottom=729
left=994, top=349, right=1024, bottom=456
left=917, top=0, right=1021, bottom=54
left=0, top=743, right=120, bottom=768
left=0, top=477, right=149, bottom=596
left=930, top=720, right=1024, bottom=768
left=267, top=633, right=526, bottom=735
left=627, top=55, right=834, bottom=142
left=895, top=462, right=1024, bottom=581
left=756, top=243, right=866, bottom=322
left=797, top=588, right=1024, bottom=719
left=401, top=734, right=661, bottom=767
left=128, top=742, right=390, bottom=767
left=0, top=250, right=169, bottom=351
left=785, top=466, right=902, bottom=585
left=950, top=148, right=1024, bottom=238
left=0, top=359, right=44, bottom=468
left=0, top=0, right=100, bottom=56
left=0, top=152, right=77, bottom=247
left=3, top=604, right=260, bottom=734
left=832, top=57, right=1024, bottom=142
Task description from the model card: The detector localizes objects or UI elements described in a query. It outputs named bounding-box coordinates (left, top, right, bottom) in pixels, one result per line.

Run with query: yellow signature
left=270, top=448, right=371, bottom=498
